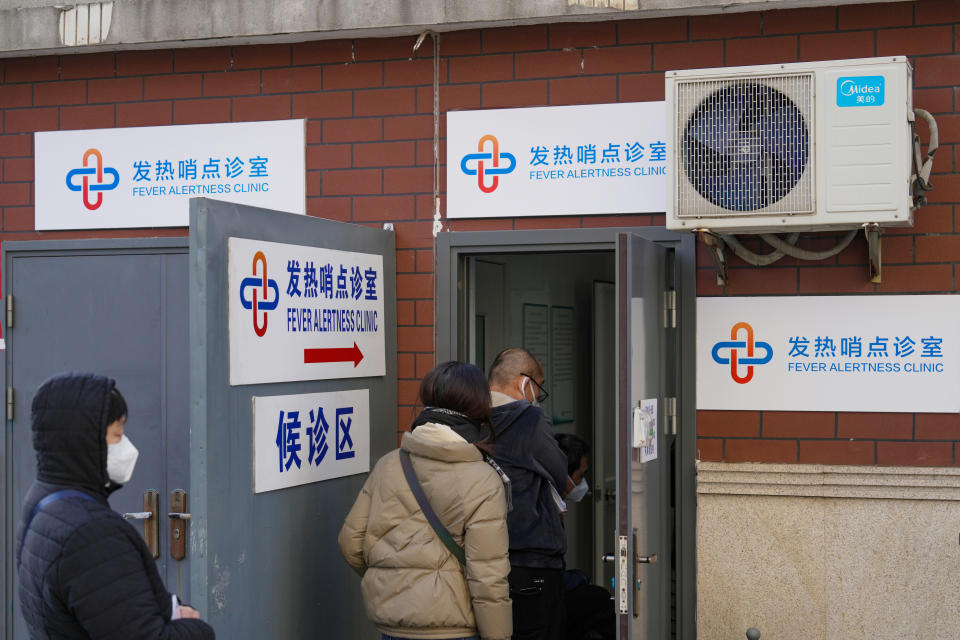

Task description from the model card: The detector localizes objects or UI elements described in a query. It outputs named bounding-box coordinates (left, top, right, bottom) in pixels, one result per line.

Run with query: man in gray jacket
left=488, top=348, right=571, bottom=640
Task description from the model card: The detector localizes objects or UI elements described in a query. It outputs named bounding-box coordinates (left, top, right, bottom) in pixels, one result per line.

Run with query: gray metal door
left=189, top=198, right=396, bottom=639
left=616, top=233, right=670, bottom=639
left=2, top=239, right=190, bottom=640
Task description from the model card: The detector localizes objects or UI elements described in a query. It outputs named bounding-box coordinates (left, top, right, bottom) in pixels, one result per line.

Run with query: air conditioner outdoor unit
left=666, top=57, right=914, bottom=234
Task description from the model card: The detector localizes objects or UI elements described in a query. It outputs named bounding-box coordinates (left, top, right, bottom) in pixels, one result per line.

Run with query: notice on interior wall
left=698, top=295, right=960, bottom=412
left=522, top=303, right=549, bottom=384
left=550, top=306, right=575, bottom=423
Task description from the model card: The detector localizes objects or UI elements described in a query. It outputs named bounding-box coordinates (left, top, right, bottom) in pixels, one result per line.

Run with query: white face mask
left=107, top=434, right=139, bottom=485
left=567, top=477, right=589, bottom=503
left=520, top=378, right=540, bottom=407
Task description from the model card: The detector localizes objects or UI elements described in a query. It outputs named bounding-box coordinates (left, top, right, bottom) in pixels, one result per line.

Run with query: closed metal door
left=2, top=239, right=190, bottom=640
left=616, top=233, right=671, bottom=639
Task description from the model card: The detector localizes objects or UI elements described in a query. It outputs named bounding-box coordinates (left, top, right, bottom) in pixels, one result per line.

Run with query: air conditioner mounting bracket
left=864, top=223, right=882, bottom=284
left=698, top=229, right=727, bottom=287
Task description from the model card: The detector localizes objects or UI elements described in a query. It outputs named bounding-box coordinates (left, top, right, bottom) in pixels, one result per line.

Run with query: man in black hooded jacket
left=16, top=372, right=215, bottom=640
left=488, top=348, right=571, bottom=640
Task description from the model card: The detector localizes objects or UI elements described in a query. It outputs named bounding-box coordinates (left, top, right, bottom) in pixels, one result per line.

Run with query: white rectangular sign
left=35, top=119, right=305, bottom=230
left=229, top=237, right=385, bottom=385
left=697, top=295, right=960, bottom=412
left=638, top=398, right=658, bottom=463
left=254, top=390, right=370, bottom=493
left=447, top=102, right=667, bottom=219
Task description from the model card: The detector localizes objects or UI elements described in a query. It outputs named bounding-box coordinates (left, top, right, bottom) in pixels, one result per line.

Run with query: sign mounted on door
left=228, top=237, right=386, bottom=385
left=35, top=119, right=306, bottom=230
left=253, top=390, right=370, bottom=493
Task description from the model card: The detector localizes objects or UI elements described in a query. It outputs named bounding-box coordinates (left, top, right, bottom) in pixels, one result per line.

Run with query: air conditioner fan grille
left=676, top=74, right=814, bottom=217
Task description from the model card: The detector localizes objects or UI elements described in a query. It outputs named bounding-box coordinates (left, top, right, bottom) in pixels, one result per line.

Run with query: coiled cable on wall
left=721, top=229, right=858, bottom=265
left=759, top=229, right=858, bottom=260
left=722, top=233, right=800, bottom=266
left=912, top=108, right=939, bottom=205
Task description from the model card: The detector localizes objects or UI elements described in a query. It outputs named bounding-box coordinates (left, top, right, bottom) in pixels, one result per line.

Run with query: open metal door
left=189, top=198, right=396, bottom=639
left=615, top=232, right=670, bottom=639
left=435, top=227, right=696, bottom=640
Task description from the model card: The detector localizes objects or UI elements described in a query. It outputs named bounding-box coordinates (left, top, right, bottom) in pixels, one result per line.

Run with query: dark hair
left=419, top=361, right=491, bottom=424
left=106, top=387, right=127, bottom=425
left=555, top=433, right=590, bottom=477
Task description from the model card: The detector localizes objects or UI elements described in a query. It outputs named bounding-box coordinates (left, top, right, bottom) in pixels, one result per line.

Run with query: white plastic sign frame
left=697, top=295, right=960, bottom=412
left=35, top=119, right=305, bottom=230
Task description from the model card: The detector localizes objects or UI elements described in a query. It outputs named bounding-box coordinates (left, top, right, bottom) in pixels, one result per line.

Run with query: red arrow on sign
left=303, top=342, right=364, bottom=367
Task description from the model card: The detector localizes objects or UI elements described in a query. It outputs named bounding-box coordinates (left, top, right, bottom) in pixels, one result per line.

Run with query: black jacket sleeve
left=532, top=412, right=570, bottom=494
left=57, top=516, right=215, bottom=640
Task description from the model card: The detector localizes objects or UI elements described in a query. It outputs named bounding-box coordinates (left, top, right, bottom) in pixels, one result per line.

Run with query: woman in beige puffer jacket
left=338, top=362, right=512, bottom=640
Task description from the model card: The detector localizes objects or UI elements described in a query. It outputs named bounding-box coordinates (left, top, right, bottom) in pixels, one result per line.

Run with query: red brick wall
left=1, top=1, right=958, bottom=464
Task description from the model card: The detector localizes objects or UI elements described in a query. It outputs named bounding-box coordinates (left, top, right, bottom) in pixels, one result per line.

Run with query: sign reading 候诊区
left=697, top=295, right=960, bottom=412
left=253, top=390, right=370, bottom=493
left=35, top=120, right=305, bottom=230
left=228, top=237, right=385, bottom=386
left=446, top=102, right=667, bottom=219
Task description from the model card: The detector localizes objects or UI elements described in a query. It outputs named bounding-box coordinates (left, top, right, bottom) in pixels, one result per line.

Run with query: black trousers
left=563, top=584, right=616, bottom=640
left=508, top=566, right=565, bottom=640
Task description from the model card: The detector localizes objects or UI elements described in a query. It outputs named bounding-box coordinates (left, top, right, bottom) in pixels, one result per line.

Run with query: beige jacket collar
left=401, top=422, right=482, bottom=463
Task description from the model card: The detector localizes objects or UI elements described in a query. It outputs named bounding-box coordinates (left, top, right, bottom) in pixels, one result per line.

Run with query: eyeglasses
left=521, top=373, right=549, bottom=403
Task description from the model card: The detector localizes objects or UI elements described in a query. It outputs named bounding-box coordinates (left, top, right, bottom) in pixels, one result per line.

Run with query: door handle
left=169, top=489, right=188, bottom=561
left=632, top=529, right=657, bottom=618
left=601, top=553, right=616, bottom=563
left=124, top=490, right=159, bottom=558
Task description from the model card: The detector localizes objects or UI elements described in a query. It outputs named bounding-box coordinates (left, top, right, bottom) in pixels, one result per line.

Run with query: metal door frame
left=1, top=237, right=189, bottom=640
left=435, top=227, right=697, bottom=639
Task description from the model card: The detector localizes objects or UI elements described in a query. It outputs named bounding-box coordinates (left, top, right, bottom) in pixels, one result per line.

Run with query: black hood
left=31, top=372, right=116, bottom=495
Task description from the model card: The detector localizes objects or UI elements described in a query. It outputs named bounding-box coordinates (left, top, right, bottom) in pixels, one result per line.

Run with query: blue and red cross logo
left=711, top=322, right=773, bottom=384
left=65, top=148, right=120, bottom=211
left=459, top=134, right=517, bottom=194
left=239, top=251, right=280, bottom=337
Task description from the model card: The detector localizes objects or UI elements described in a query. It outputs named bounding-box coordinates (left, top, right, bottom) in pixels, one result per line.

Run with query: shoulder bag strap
left=398, top=449, right=466, bottom=566
left=18, top=489, right=95, bottom=564
left=478, top=450, right=513, bottom=513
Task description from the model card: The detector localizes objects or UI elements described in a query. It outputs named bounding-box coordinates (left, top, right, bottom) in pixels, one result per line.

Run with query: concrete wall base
left=697, top=462, right=960, bottom=640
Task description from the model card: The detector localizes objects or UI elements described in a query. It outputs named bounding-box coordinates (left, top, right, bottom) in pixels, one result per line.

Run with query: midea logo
left=839, top=79, right=881, bottom=96
left=836, top=75, right=885, bottom=107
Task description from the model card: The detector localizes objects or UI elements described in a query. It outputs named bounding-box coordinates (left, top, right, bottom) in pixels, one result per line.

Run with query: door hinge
left=7, top=387, right=14, bottom=422
left=663, top=289, right=676, bottom=329
left=6, top=294, right=13, bottom=329
left=664, top=396, right=677, bottom=435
